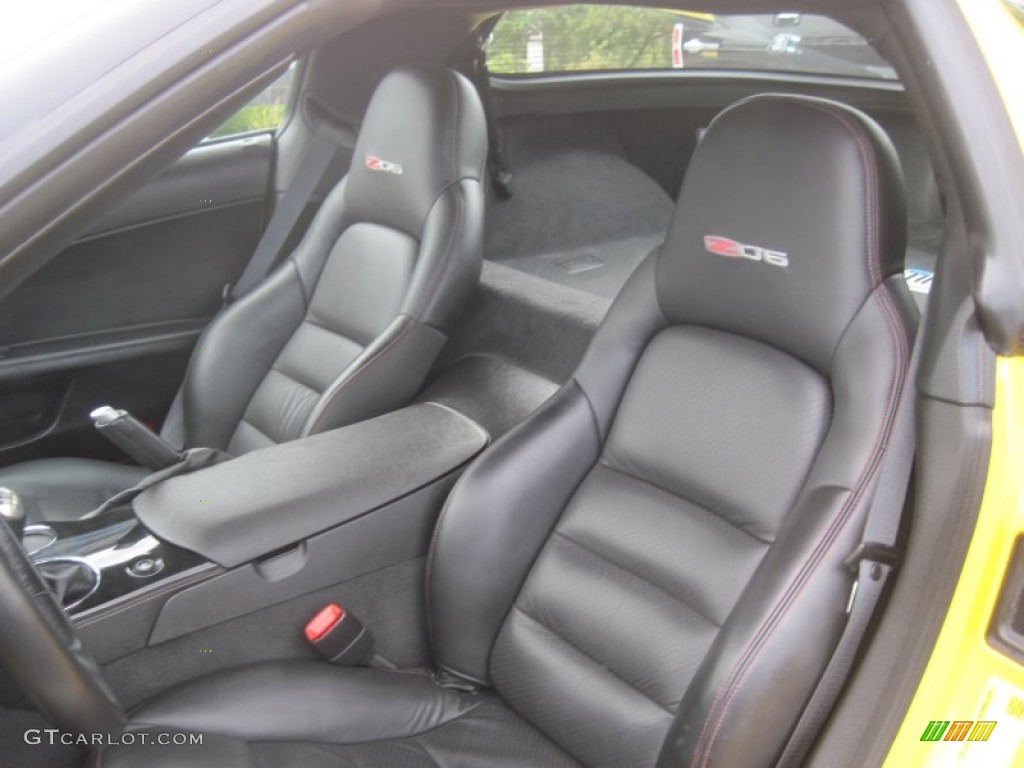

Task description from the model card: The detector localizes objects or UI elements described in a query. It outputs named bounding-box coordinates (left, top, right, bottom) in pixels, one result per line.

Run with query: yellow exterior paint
left=884, top=357, right=1024, bottom=766
left=664, top=10, right=716, bottom=22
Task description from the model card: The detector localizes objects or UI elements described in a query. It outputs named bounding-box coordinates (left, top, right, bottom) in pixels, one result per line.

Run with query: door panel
left=0, top=351, right=192, bottom=466
left=0, top=134, right=274, bottom=466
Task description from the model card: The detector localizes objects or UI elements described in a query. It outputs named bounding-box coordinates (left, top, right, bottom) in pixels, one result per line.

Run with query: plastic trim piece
left=148, top=473, right=459, bottom=645
left=0, top=320, right=206, bottom=381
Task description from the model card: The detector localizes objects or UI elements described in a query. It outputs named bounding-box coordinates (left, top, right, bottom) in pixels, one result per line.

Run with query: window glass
left=486, top=7, right=897, bottom=80
left=206, top=65, right=296, bottom=141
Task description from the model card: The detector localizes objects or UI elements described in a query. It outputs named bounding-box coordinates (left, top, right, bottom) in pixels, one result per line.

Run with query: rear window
left=486, top=6, right=897, bottom=80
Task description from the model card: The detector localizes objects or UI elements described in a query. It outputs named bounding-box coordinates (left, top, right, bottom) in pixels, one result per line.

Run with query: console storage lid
left=134, top=403, right=488, bottom=567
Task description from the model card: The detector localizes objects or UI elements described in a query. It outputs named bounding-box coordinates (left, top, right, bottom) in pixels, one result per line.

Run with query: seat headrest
left=657, top=94, right=907, bottom=373
left=345, top=65, right=487, bottom=235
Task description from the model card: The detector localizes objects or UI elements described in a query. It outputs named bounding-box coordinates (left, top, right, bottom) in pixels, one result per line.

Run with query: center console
left=22, top=403, right=488, bottom=664
left=27, top=511, right=207, bottom=613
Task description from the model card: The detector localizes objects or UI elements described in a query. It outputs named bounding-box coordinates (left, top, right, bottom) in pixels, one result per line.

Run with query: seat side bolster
left=575, top=252, right=668, bottom=439
left=426, top=382, right=602, bottom=684
left=404, top=179, right=484, bottom=333
left=182, top=262, right=307, bottom=451
left=126, top=661, right=479, bottom=744
left=303, top=316, right=447, bottom=435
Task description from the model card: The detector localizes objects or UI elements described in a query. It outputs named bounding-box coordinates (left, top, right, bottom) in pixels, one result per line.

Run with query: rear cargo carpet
left=497, top=233, right=665, bottom=299
left=485, top=115, right=675, bottom=299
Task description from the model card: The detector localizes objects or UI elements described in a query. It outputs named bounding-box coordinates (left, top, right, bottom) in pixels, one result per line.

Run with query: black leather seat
left=0, top=65, right=487, bottom=524
left=99, top=95, right=916, bottom=768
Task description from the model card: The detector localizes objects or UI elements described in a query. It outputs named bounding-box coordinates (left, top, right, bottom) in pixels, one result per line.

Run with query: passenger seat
left=0, top=65, right=487, bottom=523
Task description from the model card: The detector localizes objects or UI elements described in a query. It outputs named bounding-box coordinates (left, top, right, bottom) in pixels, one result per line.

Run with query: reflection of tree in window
left=488, top=6, right=683, bottom=73
left=486, top=5, right=897, bottom=80
left=207, top=66, right=295, bottom=140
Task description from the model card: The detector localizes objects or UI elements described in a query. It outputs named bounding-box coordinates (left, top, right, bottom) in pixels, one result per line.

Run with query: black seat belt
left=776, top=307, right=926, bottom=767
left=456, top=21, right=512, bottom=199
left=227, top=118, right=344, bottom=302
left=474, top=48, right=513, bottom=199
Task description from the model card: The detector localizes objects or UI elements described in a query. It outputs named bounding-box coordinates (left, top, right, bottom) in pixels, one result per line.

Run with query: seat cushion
left=0, top=458, right=148, bottom=523
left=99, top=662, right=579, bottom=768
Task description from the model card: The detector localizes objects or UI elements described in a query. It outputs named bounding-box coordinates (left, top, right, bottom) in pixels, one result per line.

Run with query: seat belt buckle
left=432, top=668, right=479, bottom=694
left=843, top=542, right=901, bottom=573
left=304, top=603, right=374, bottom=666
left=491, top=169, right=513, bottom=199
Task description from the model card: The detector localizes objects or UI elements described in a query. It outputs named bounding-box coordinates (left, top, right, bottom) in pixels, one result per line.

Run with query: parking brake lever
left=91, top=406, right=184, bottom=471
left=0, top=487, right=25, bottom=541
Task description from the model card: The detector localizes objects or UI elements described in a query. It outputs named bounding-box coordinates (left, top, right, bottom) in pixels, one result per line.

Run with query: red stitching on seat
left=691, top=99, right=908, bottom=768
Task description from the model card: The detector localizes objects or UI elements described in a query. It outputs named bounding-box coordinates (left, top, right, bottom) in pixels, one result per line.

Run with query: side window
left=486, top=6, right=896, bottom=80
left=206, top=65, right=296, bottom=141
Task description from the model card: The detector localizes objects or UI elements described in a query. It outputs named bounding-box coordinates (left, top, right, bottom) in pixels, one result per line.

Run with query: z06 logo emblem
left=704, top=235, right=789, bottom=268
left=365, top=155, right=404, bottom=175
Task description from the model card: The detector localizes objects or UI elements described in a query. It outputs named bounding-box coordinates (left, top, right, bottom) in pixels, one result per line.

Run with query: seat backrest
left=427, top=95, right=916, bottom=767
left=171, top=65, right=486, bottom=454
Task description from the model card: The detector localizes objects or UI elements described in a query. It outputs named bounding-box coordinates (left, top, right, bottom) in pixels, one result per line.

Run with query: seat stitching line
left=268, top=365, right=323, bottom=397
left=512, top=605, right=674, bottom=715
left=553, top=529, right=723, bottom=629
left=236, top=417, right=277, bottom=446
left=595, top=461, right=773, bottom=546
left=302, top=315, right=365, bottom=347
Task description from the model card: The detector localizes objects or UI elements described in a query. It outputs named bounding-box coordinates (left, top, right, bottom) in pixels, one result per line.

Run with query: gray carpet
left=499, top=232, right=664, bottom=300
left=419, top=354, right=559, bottom=440
left=486, top=114, right=675, bottom=266
left=420, top=263, right=611, bottom=439
left=437, top=262, right=610, bottom=386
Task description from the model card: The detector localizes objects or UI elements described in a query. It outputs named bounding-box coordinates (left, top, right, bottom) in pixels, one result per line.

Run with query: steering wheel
left=0, top=518, right=125, bottom=735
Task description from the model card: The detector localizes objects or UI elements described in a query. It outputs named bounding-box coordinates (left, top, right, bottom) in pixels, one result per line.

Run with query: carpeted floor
left=485, top=114, right=675, bottom=300
left=498, top=232, right=664, bottom=300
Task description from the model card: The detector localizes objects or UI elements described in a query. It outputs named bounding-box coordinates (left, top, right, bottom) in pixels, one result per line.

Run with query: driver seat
left=98, top=95, right=915, bottom=768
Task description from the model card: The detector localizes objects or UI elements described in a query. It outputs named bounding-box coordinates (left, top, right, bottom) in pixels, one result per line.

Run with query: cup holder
left=35, top=556, right=101, bottom=610
left=22, top=524, right=57, bottom=557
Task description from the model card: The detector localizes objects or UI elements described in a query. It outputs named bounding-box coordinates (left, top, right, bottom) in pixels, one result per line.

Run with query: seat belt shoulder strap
left=228, top=118, right=342, bottom=301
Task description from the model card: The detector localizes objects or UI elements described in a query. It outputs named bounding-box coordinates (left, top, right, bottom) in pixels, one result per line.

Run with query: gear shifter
left=37, top=559, right=100, bottom=610
left=0, top=487, right=25, bottom=541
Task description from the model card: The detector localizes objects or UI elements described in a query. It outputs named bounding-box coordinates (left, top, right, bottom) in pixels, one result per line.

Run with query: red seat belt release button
left=305, top=604, right=344, bottom=642
left=304, top=603, right=374, bottom=665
